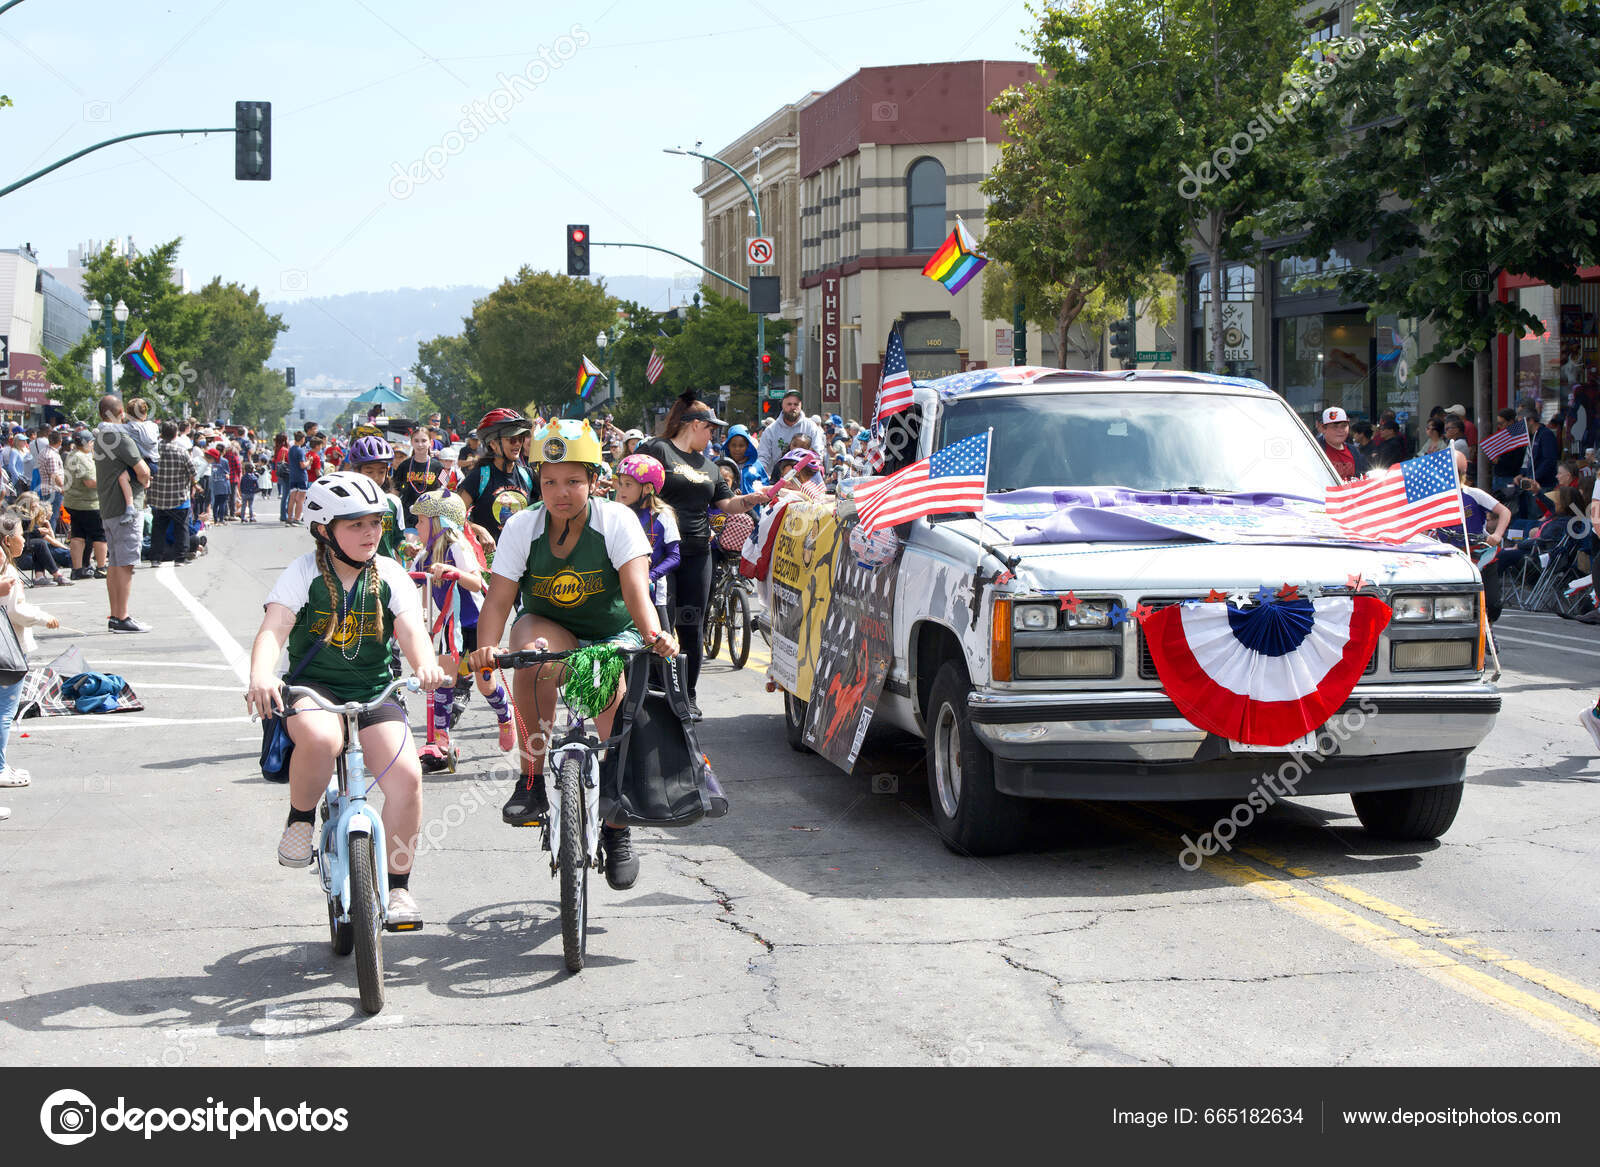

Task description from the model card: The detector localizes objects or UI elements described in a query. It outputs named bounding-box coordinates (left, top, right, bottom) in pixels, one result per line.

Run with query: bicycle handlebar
left=492, top=644, right=661, bottom=670
left=282, top=675, right=421, bottom=714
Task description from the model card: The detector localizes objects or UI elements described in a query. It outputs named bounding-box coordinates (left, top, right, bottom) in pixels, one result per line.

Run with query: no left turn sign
left=746, top=237, right=773, bottom=266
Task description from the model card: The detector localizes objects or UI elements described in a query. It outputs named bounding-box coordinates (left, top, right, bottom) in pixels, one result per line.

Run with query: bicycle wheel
left=704, top=585, right=723, bottom=660
left=349, top=833, right=385, bottom=1013
left=726, top=585, right=751, bottom=670
left=556, top=754, right=588, bottom=973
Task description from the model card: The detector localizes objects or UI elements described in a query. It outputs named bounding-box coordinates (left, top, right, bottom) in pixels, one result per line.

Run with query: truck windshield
left=938, top=391, right=1336, bottom=497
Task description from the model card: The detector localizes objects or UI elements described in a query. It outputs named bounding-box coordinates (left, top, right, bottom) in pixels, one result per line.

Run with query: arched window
left=907, top=158, right=946, bottom=251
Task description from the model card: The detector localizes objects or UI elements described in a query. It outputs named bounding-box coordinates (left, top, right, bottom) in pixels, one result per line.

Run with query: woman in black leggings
left=639, top=395, right=772, bottom=718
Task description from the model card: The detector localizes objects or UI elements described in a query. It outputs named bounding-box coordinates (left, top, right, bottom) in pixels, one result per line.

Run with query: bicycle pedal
left=384, top=920, right=423, bottom=933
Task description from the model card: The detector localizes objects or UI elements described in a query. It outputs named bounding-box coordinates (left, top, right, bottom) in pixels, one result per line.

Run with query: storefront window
left=1277, top=310, right=1374, bottom=430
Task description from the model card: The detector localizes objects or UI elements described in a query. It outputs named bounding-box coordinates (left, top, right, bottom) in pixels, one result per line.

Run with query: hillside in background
left=268, top=275, right=685, bottom=397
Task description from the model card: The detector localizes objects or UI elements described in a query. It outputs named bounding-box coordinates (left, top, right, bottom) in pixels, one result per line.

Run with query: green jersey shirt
left=491, top=499, right=650, bottom=642
left=265, top=553, right=421, bottom=702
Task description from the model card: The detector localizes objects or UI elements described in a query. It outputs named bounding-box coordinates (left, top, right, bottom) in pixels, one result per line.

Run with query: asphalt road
left=1, top=516, right=1597, bottom=1067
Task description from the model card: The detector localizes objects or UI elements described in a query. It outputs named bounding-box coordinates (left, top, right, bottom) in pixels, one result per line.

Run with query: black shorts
left=285, top=679, right=409, bottom=730
left=67, top=508, right=104, bottom=544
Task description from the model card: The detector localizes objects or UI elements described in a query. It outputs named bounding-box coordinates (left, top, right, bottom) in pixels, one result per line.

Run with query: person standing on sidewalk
left=35, top=430, right=66, bottom=527
left=63, top=431, right=106, bottom=579
left=94, top=395, right=153, bottom=634
left=148, top=420, right=196, bottom=564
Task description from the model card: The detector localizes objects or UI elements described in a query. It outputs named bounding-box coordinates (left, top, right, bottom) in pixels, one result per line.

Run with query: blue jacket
left=1528, top=423, right=1559, bottom=489
left=724, top=424, right=769, bottom=494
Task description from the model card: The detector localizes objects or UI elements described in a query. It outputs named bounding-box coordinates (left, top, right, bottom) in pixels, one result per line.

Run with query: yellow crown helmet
left=532, top=419, right=605, bottom=469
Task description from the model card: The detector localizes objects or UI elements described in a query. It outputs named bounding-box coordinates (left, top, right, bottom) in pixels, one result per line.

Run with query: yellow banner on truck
left=767, top=499, right=840, bottom=702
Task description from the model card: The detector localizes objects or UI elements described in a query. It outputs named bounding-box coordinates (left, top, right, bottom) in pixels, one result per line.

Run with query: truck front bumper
left=967, top=683, right=1499, bottom=801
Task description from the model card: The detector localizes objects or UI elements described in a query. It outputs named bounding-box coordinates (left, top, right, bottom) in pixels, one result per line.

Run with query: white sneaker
left=0, top=767, right=30, bottom=788
left=0, top=806, right=9, bottom=821
left=385, top=887, right=423, bottom=930
left=277, top=820, right=315, bottom=867
left=1580, top=707, right=1600, bottom=753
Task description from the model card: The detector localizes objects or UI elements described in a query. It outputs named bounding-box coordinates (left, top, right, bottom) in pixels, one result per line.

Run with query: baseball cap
left=1444, top=403, right=1467, bottom=416
left=682, top=404, right=725, bottom=427
left=1321, top=407, right=1349, bottom=424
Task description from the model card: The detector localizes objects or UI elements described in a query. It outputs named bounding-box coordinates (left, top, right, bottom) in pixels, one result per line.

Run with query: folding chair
left=1524, top=532, right=1584, bottom=612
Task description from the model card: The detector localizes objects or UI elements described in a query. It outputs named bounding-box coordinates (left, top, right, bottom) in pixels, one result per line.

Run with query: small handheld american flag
left=852, top=430, right=990, bottom=534
left=1325, top=449, right=1462, bottom=542
left=1478, top=419, right=1529, bottom=461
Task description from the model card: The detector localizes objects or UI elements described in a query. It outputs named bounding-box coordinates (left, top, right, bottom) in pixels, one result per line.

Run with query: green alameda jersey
left=378, top=492, right=405, bottom=562
left=490, top=499, right=651, bottom=642
left=264, top=553, right=421, bottom=702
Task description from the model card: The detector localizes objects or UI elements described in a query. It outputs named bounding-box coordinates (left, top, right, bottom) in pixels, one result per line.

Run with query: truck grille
left=1135, top=597, right=1379, bottom=679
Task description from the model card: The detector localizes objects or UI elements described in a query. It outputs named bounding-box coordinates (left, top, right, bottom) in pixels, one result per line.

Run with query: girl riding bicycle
left=468, top=420, right=679, bottom=891
left=244, top=472, right=446, bottom=929
left=409, top=488, right=516, bottom=768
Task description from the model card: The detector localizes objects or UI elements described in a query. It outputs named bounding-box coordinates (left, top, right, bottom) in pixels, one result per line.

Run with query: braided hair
left=313, top=525, right=377, bottom=647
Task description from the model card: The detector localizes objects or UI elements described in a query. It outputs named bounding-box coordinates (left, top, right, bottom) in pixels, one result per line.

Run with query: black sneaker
left=601, top=825, right=639, bottom=890
left=502, top=777, right=548, bottom=826
left=108, top=616, right=152, bottom=633
left=687, top=699, right=703, bottom=722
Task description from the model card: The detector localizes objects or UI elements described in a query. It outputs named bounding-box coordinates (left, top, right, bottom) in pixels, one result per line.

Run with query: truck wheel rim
left=934, top=703, right=962, bottom=819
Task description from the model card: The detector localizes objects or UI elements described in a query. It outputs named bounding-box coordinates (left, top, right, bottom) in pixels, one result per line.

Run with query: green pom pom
left=561, top=643, right=627, bottom=719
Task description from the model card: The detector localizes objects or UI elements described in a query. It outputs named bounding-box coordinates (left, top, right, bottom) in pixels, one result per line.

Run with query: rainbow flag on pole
left=921, top=217, right=987, bottom=295
left=120, top=331, right=162, bottom=379
left=575, top=356, right=603, bottom=398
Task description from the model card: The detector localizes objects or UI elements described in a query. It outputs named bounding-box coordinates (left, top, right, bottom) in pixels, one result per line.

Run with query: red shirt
left=1325, top=442, right=1357, bottom=481
left=224, top=450, right=242, bottom=484
left=306, top=452, right=323, bottom=480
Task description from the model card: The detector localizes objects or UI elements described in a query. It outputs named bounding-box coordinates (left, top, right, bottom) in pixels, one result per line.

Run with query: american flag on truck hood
left=1325, top=449, right=1462, bottom=542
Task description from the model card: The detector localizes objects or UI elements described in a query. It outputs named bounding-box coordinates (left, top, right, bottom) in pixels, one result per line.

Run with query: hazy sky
left=1, top=0, right=1035, bottom=301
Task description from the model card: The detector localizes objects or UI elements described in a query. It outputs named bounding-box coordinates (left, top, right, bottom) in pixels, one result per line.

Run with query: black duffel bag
left=600, top=652, right=729, bottom=828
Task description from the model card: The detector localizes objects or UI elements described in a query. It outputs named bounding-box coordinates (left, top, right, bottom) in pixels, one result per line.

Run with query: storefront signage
left=1207, top=301, right=1254, bottom=362
left=822, top=275, right=841, bottom=405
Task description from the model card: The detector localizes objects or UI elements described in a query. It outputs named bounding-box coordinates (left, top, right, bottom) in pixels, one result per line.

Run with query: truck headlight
left=1392, top=596, right=1433, bottom=621
left=1432, top=595, right=1475, bottom=622
left=1015, top=647, right=1119, bottom=679
left=1392, top=640, right=1475, bottom=670
left=1065, top=601, right=1113, bottom=629
left=1011, top=602, right=1057, bottom=631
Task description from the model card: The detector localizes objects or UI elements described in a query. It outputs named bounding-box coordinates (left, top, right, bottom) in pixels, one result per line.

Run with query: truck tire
left=925, top=661, right=1027, bottom=856
left=784, top=691, right=810, bottom=752
left=1351, top=783, right=1463, bottom=840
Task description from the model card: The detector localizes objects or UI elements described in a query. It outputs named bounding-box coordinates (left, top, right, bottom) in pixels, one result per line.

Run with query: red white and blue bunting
left=1142, top=593, right=1392, bottom=747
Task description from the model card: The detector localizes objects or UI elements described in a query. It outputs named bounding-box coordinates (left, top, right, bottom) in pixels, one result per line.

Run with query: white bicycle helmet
left=304, top=472, right=388, bottom=527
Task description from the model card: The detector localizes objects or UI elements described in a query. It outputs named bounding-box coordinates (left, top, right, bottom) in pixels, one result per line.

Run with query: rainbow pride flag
left=921, top=217, right=987, bottom=294
left=120, top=331, right=162, bottom=380
left=575, top=356, right=603, bottom=398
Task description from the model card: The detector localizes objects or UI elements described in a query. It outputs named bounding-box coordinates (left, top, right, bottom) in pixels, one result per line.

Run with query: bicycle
left=703, top=553, right=754, bottom=670
left=283, top=675, right=422, bottom=1015
left=492, top=640, right=657, bottom=973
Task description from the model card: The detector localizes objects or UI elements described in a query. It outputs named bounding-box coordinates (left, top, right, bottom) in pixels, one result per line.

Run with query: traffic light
left=393, top=375, right=402, bottom=393
left=234, top=101, right=271, bottom=181
left=762, top=399, right=772, bottom=415
left=567, top=224, right=590, bottom=276
left=285, top=366, right=295, bottom=388
left=1109, top=317, right=1133, bottom=364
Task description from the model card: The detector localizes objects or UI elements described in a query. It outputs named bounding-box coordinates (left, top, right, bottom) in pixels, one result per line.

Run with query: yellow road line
left=1095, top=805, right=1600, bottom=1057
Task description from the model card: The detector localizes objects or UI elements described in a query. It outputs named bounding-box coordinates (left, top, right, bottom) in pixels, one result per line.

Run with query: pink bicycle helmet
left=617, top=453, right=665, bottom=493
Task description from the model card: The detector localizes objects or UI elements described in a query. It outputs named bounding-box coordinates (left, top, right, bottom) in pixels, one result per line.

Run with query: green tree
left=230, top=367, right=294, bottom=432
left=191, top=277, right=287, bottom=421
left=47, top=239, right=208, bottom=414
left=649, top=290, right=790, bottom=427
left=412, top=332, right=480, bottom=432
left=1265, top=0, right=1600, bottom=474
left=990, top=0, right=1313, bottom=373
left=464, top=269, right=614, bottom=419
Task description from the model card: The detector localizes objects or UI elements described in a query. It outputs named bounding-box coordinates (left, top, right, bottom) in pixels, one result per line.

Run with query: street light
left=85, top=297, right=130, bottom=395
left=595, top=328, right=615, bottom=408
left=665, top=144, right=768, bottom=397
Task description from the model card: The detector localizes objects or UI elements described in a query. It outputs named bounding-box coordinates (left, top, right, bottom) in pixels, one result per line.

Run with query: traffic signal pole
left=0, top=127, right=232, bottom=200
left=589, top=241, right=748, bottom=294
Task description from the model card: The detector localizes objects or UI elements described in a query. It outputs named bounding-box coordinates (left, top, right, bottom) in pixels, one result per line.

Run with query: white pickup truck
left=807, top=368, right=1499, bottom=856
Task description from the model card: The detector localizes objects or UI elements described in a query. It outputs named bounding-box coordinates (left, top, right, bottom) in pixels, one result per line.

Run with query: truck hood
left=936, top=520, right=1477, bottom=595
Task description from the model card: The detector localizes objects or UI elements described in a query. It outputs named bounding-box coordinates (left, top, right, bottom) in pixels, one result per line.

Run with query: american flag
left=1479, top=419, right=1530, bottom=460
left=1325, top=449, right=1463, bottom=542
left=645, top=348, right=664, bottom=385
left=852, top=430, right=990, bottom=534
left=875, top=328, right=914, bottom=421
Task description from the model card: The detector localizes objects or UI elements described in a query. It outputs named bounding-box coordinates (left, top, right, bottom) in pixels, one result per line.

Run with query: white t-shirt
left=265, top=552, right=421, bottom=620
left=491, top=499, right=650, bottom=585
